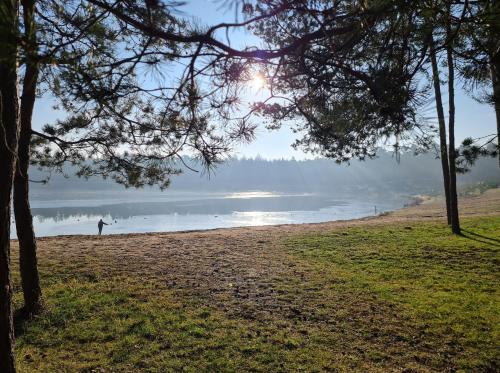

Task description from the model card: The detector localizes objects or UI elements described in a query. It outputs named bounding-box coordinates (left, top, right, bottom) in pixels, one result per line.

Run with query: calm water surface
left=11, top=191, right=409, bottom=238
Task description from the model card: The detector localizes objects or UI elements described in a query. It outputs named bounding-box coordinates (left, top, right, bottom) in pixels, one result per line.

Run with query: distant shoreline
left=11, top=189, right=499, bottom=240
left=14, top=200, right=410, bottom=240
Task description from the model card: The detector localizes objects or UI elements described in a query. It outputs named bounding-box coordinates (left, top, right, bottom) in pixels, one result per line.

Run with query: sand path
left=19, top=189, right=499, bottom=321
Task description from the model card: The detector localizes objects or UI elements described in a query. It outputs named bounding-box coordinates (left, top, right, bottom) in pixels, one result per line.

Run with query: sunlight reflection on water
left=10, top=191, right=408, bottom=238
left=224, top=191, right=310, bottom=199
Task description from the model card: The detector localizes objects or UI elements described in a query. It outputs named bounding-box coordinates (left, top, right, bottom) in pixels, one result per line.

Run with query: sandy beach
left=8, top=188, right=499, bottom=372
left=12, top=189, right=500, bottom=320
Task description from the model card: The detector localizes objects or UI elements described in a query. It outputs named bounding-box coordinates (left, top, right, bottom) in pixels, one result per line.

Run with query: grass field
left=10, top=199, right=500, bottom=372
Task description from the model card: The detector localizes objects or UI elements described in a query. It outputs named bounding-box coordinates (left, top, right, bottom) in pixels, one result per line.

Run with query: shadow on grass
left=14, top=308, right=29, bottom=338
left=461, top=229, right=500, bottom=248
left=14, top=305, right=44, bottom=338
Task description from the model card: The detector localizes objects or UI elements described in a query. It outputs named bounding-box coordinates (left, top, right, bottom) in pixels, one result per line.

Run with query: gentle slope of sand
left=11, top=189, right=499, bottom=316
left=11, top=188, right=500, bottom=371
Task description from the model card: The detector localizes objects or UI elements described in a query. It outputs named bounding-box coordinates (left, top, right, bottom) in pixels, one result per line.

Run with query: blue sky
left=181, top=1, right=497, bottom=158
left=32, top=0, right=498, bottom=160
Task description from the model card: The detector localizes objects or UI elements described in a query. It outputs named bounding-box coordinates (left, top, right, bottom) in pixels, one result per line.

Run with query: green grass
left=12, top=216, right=500, bottom=372
left=14, top=278, right=334, bottom=372
left=285, top=217, right=500, bottom=371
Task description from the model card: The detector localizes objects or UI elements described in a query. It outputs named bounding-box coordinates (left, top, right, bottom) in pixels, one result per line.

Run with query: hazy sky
left=32, top=0, right=498, bottom=160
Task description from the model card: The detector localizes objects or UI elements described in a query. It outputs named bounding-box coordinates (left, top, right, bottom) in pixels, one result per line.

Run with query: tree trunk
left=490, top=56, right=500, bottom=167
left=430, top=37, right=452, bottom=225
left=0, top=0, right=20, bottom=371
left=14, top=0, right=43, bottom=316
left=446, top=16, right=461, bottom=235
left=484, top=0, right=500, bottom=167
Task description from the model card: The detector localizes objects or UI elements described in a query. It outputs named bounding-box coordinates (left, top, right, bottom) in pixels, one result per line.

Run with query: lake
left=10, top=190, right=411, bottom=238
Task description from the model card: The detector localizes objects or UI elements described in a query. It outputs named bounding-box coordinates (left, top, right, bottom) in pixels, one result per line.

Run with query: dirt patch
left=19, top=188, right=500, bottom=319
left=10, top=189, right=500, bottom=371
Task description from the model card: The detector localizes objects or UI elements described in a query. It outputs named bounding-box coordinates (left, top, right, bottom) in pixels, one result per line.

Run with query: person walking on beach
left=98, top=218, right=109, bottom=235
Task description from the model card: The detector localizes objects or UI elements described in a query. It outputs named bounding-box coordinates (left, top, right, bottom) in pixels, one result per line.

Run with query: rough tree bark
left=0, top=0, right=20, bottom=371
left=14, top=0, right=43, bottom=316
left=430, top=36, right=452, bottom=225
left=446, top=15, right=461, bottom=235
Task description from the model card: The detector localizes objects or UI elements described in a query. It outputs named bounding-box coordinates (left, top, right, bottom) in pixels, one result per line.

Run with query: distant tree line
left=30, top=149, right=500, bottom=195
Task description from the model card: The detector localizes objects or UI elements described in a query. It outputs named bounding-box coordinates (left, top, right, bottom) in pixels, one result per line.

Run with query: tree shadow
left=461, top=229, right=500, bottom=248
left=14, top=308, right=29, bottom=337
left=14, top=306, right=42, bottom=337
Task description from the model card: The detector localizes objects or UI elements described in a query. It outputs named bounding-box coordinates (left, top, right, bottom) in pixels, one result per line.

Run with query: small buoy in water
left=214, top=215, right=218, bottom=218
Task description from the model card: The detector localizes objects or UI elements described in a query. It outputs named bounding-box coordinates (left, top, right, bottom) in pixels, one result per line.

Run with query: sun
left=250, top=72, right=265, bottom=89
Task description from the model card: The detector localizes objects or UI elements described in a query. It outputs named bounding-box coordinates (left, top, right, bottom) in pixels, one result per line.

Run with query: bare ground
left=22, top=188, right=500, bottom=317
left=11, top=188, right=500, bottom=371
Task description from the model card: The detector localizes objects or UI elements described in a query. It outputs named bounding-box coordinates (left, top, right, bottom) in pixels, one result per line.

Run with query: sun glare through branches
left=249, top=72, right=265, bottom=90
